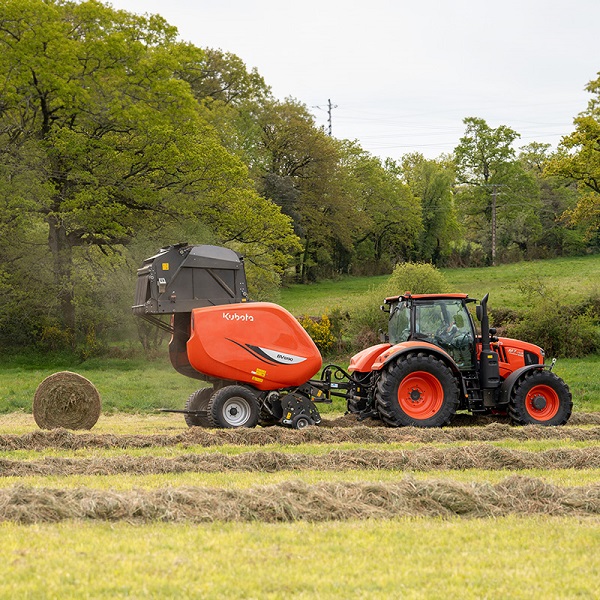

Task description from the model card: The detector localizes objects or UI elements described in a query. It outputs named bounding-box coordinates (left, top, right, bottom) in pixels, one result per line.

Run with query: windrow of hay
left=3, top=422, right=600, bottom=451
left=2, top=446, right=600, bottom=477
left=568, top=413, right=600, bottom=426
left=0, top=477, right=599, bottom=523
left=324, top=413, right=600, bottom=428
left=0, top=444, right=600, bottom=477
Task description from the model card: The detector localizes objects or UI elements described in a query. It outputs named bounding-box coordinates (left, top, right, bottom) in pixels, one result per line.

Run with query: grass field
left=1, top=254, right=600, bottom=598
left=2, top=517, right=599, bottom=599
left=280, top=253, right=600, bottom=314
left=1, top=414, right=600, bottom=598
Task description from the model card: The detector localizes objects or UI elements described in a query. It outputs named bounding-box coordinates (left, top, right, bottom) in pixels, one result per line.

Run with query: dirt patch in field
left=2, top=421, right=600, bottom=451
left=1, top=476, right=599, bottom=523
left=2, top=446, right=600, bottom=477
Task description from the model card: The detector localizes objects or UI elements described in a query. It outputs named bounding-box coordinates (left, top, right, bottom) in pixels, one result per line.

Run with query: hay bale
left=33, top=371, right=101, bottom=430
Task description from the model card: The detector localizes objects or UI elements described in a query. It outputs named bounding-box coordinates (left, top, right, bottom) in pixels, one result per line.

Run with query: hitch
left=158, top=408, right=207, bottom=417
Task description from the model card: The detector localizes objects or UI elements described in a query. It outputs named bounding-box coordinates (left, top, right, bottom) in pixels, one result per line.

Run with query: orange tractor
left=134, top=244, right=572, bottom=429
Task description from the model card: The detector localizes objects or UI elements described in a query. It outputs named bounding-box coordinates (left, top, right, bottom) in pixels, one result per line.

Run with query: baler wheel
left=292, top=414, right=313, bottom=429
left=508, top=369, right=572, bottom=426
left=207, top=385, right=260, bottom=428
left=376, top=353, right=459, bottom=427
left=184, top=388, right=212, bottom=428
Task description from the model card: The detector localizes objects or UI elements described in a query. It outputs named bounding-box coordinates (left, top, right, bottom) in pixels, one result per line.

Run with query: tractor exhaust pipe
left=476, top=293, right=501, bottom=395
left=477, top=293, right=492, bottom=353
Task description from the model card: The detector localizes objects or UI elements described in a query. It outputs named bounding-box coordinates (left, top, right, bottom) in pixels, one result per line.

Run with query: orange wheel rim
left=397, top=371, right=444, bottom=419
left=525, top=384, right=560, bottom=421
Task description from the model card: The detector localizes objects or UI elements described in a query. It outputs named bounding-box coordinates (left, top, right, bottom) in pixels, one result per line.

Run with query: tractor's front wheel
left=376, top=353, right=459, bottom=427
left=184, top=388, right=212, bottom=428
left=509, top=370, right=572, bottom=426
left=207, top=385, right=260, bottom=428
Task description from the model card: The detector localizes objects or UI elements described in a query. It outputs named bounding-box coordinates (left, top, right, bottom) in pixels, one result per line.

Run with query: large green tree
left=400, top=153, right=460, bottom=264
left=341, top=146, right=422, bottom=271
left=519, top=142, right=584, bottom=256
left=546, top=72, right=600, bottom=240
left=453, top=117, right=541, bottom=264
left=0, top=0, right=298, bottom=336
left=256, top=99, right=360, bottom=280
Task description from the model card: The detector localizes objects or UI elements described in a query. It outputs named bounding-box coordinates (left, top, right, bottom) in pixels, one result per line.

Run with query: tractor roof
left=384, top=293, right=470, bottom=303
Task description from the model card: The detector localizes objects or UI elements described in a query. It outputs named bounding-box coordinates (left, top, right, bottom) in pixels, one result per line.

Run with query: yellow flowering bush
left=298, top=313, right=336, bottom=355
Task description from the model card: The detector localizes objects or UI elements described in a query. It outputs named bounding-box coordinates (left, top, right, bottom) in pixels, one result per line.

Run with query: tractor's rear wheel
left=207, top=385, right=260, bottom=428
left=184, top=388, right=212, bottom=428
left=376, top=353, right=459, bottom=427
left=508, top=369, right=572, bottom=426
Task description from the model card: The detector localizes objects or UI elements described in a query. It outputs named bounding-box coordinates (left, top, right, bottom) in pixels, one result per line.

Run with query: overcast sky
left=109, top=0, right=598, bottom=160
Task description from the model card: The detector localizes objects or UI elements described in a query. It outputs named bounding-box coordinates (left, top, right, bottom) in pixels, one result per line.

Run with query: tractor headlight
left=524, top=350, right=541, bottom=365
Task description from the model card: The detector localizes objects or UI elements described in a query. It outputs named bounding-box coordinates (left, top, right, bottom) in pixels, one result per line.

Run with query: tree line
left=0, top=0, right=598, bottom=350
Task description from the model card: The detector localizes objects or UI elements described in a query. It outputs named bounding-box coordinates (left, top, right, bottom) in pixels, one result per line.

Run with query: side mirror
left=476, top=305, right=482, bottom=322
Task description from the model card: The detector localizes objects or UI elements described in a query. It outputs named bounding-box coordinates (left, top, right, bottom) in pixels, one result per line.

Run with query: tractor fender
left=498, top=364, right=546, bottom=405
left=371, top=341, right=460, bottom=375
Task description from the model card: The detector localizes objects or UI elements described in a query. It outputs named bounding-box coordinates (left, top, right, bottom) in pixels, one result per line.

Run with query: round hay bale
left=33, top=371, right=101, bottom=430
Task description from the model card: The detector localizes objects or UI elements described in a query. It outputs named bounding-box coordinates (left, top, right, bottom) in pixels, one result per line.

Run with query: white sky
left=109, top=0, right=599, bottom=160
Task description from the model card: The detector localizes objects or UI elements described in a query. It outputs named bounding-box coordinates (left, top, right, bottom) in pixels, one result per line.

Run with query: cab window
left=415, top=299, right=475, bottom=368
left=388, top=301, right=410, bottom=344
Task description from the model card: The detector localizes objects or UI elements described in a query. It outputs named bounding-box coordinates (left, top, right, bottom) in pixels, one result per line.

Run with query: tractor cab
left=385, top=294, right=476, bottom=369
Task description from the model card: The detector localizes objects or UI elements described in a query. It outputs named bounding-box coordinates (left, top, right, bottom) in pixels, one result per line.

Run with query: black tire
left=508, top=369, right=572, bottom=426
left=184, top=388, right=212, bottom=428
left=207, top=385, right=260, bottom=429
left=375, top=353, right=459, bottom=427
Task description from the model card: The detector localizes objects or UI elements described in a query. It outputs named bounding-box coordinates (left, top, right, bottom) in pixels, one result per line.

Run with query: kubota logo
left=222, top=312, right=254, bottom=322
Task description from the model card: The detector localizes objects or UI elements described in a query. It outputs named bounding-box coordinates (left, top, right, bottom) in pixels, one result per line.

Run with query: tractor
left=133, top=244, right=572, bottom=429
left=345, top=292, right=571, bottom=427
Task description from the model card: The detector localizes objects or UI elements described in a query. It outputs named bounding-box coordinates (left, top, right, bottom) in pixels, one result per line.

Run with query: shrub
left=504, top=283, right=600, bottom=358
left=383, top=262, right=449, bottom=297
left=348, top=262, right=449, bottom=351
left=506, top=305, right=600, bottom=358
left=298, top=314, right=336, bottom=355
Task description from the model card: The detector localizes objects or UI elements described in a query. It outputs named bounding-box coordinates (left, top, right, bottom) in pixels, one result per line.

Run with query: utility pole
left=326, top=99, right=337, bottom=136
left=312, top=100, right=338, bottom=136
left=491, top=185, right=497, bottom=267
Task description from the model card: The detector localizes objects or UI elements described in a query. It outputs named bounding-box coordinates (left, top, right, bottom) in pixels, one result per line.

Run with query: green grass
left=443, top=254, right=600, bottom=310
left=280, top=273, right=389, bottom=315
left=0, top=355, right=201, bottom=414
left=550, top=356, right=600, bottom=411
left=0, top=357, right=350, bottom=416
left=0, top=351, right=598, bottom=414
left=1, top=518, right=599, bottom=599
left=280, top=254, right=600, bottom=315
